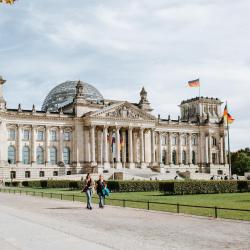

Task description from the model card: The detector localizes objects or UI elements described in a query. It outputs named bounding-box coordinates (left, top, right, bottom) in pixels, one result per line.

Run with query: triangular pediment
left=88, top=101, right=156, bottom=121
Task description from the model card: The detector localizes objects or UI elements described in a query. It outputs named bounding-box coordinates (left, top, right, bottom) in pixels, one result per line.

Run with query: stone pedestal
left=115, top=162, right=122, bottom=169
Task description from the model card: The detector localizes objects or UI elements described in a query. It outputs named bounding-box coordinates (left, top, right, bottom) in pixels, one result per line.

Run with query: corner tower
left=138, top=87, right=153, bottom=112
left=0, top=76, right=6, bottom=111
left=180, top=97, right=223, bottom=124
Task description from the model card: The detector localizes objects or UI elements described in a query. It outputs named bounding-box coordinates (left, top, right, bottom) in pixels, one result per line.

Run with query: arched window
left=172, top=136, right=177, bottom=146
left=192, top=151, right=196, bottom=165
left=50, top=147, right=57, bottom=165
left=22, top=146, right=30, bottom=165
left=8, top=129, right=16, bottom=140
left=182, top=150, right=187, bottom=165
left=172, top=150, right=177, bottom=165
left=192, top=136, right=197, bottom=146
left=36, top=146, right=44, bottom=164
left=63, top=147, right=70, bottom=164
left=8, top=145, right=16, bottom=164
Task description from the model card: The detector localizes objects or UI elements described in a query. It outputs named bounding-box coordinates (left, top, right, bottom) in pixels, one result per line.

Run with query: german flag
left=223, top=105, right=234, bottom=124
left=188, top=79, right=200, bottom=88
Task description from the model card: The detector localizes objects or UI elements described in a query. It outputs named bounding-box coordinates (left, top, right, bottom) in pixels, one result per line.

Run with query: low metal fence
left=0, top=188, right=249, bottom=220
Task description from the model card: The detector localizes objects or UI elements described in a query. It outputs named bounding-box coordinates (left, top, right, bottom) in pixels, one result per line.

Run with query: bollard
left=147, top=201, right=150, bottom=210
left=73, top=195, right=75, bottom=202
left=61, top=194, right=63, bottom=200
left=50, top=193, right=52, bottom=199
left=177, top=203, right=180, bottom=214
left=123, top=199, right=126, bottom=208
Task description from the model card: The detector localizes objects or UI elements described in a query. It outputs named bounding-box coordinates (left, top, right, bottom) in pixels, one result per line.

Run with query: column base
left=115, top=162, right=122, bottom=169
left=140, top=162, right=147, bottom=169
left=90, top=162, right=97, bottom=167
left=103, top=162, right=111, bottom=170
left=127, top=162, right=135, bottom=169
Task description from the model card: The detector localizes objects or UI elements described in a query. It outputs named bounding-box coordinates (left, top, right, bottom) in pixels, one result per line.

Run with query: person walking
left=82, top=173, right=94, bottom=210
left=96, top=175, right=106, bottom=208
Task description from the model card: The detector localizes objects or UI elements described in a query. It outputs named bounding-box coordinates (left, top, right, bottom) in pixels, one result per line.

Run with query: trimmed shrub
left=237, top=181, right=250, bottom=192
left=20, top=180, right=84, bottom=190
left=173, top=181, right=238, bottom=195
left=107, top=181, right=161, bottom=192
left=4, top=179, right=248, bottom=195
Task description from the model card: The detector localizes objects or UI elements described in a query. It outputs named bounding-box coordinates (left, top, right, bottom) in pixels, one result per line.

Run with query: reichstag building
left=0, top=76, right=229, bottom=180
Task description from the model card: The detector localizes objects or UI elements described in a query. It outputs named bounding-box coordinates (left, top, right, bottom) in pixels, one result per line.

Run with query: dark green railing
left=0, top=188, right=249, bottom=220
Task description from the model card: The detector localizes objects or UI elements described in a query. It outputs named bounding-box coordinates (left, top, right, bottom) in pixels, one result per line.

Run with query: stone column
left=45, top=126, right=50, bottom=164
left=208, top=135, right=212, bottom=164
left=17, top=125, right=22, bottom=164
left=128, top=127, right=134, bottom=168
left=188, top=133, right=192, bottom=164
left=158, top=132, right=162, bottom=164
left=122, top=130, right=126, bottom=164
left=31, top=126, right=36, bottom=164
left=115, top=127, right=122, bottom=168
left=140, top=128, right=146, bottom=168
left=90, top=126, right=96, bottom=165
left=59, top=127, right=63, bottom=162
left=151, top=129, right=155, bottom=165
left=178, top=133, right=182, bottom=165
left=168, top=133, right=172, bottom=165
left=103, top=126, right=110, bottom=169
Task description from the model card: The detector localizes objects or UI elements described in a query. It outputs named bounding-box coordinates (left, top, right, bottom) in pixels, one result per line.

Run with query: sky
left=0, top=0, right=249, bottom=150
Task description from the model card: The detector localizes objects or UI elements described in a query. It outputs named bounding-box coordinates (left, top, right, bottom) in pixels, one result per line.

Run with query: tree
left=231, top=150, right=250, bottom=176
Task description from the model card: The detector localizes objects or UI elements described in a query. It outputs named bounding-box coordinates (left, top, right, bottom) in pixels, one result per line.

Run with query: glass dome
left=41, top=80, right=103, bottom=112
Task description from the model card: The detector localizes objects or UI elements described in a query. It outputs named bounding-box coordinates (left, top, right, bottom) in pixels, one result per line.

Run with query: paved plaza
left=0, top=193, right=249, bottom=250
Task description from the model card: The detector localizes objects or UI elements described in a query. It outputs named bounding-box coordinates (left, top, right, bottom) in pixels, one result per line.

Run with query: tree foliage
left=231, top=148, right=250, bottom=175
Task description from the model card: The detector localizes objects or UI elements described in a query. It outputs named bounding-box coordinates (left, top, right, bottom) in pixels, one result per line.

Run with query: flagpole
left=226, top=101, right=232, bottom=178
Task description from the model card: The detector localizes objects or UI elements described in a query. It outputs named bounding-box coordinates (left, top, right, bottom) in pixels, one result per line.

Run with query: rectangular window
left=63, top=132, right=71, bottom=141
left=25, top=171, right=31, bottom=178
left=8, top=129, right=16, bottom=140
left=161, top=136, right=167, bottom=145
left=53, top=171, right=58, bottom=176
left=23, top=130, right=30, bottom=141
left=10, top=171, right=16, bottom=179
left=39, top=171, right=45, bottom=177
left=37, top=131, right=44, bottom=141
left=50, top=131, right=57, bottom=141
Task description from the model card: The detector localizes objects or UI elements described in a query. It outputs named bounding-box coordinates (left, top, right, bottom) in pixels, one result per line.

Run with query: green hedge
left=107, top=181, right=161, bottom=192
left=21, top=180, right=83, bottom=189
left=4, top=180, right=250, bottom=195
left=174, top=181, right=238, bottom=195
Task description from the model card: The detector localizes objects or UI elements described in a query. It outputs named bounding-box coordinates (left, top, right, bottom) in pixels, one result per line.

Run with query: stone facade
left=0, top=76, right=229, bottom=180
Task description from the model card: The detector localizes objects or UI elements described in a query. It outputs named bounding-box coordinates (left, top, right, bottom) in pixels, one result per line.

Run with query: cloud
left=0, top=0, right=249, bottom=150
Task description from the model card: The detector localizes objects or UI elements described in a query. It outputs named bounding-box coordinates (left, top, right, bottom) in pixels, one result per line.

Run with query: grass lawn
left=1, top=187, right=250, bottom=221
